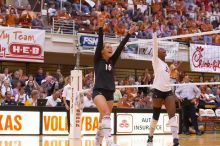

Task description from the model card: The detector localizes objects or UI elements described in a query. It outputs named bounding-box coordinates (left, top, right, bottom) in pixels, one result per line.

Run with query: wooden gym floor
left=0, top=134, right=220, bottom=146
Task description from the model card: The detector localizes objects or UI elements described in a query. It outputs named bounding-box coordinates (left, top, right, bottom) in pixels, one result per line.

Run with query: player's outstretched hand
left=128, top=23, right=138, bottom=35
left=98, top=15, right=105, bottom=28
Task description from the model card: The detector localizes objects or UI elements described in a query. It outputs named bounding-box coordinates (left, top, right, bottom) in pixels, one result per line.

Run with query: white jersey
left=152, top=33, right=171, bottom=92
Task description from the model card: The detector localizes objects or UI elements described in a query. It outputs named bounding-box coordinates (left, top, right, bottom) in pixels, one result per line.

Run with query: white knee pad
left=102, top=115, right=111, bottom=129
left=169, top=116, right=178, bottom=127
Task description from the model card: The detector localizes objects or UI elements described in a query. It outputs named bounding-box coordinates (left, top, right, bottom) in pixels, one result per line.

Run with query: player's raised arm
left=152, top=32, right=158, bottom=63
left=111, top=24, right=137, bottom=65
left=94, top=16, right=105, bottom=62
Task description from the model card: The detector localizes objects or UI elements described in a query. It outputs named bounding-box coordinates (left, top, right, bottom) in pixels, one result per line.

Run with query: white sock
left=96, top=122, right=104, bottom=136
left=95, top=122, right=104, bottom=145
left=102, top=116, right=113, bottom=146
left=169, top=116, right=179, bottom=139
left=149, top=119, right=158, bottom=137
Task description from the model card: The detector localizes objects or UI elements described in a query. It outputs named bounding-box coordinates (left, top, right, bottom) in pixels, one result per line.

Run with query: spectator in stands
left=198, top=86, right=213, bottom=108
left=137, top=1, right=148, bottom=14
left=19, top=12, right=32, bottom=28
left=0, top=91, right=3, bottom=106
left=25, top=75, right=35, bottom=85
left=62, top=76, right=71, bottom=131
left=10, top=0, right=30, bottom=8
left=56, top=0, right=72, bottom=13
left=47, top=80, right=61, bottom=96
left=25, top=80, right=39, bottom=97
left=38, top=86, right=47, bottom=99
left=15, top=87, right=29, bottom=106
left=5, top=7, right=18, bottom=26
left=114, top=21, right=126, bottom=36
left=27, top=90, right=39, bottom=106
left=127, top=0, right=134, bottom=17
left=170, top=60, right=181, bottom=84
left=57, top=7, right=71, bottom=20
left=1, top=79, right=13, bottom=97
left=205, top=87, right=216, bottom=104
left=118, top=94, right=134, bottom=108
left=54, top=68, right=64, bottom=87
left=151, top=0, right=161, bottom=15
left=21, top=4, right=36, bottom=19
left=0, top=13, right=4, bottom=26
left=215, top=88, right=220, bottom=107
left=18, top=69, right=28, bottom=83
left=83, top=90, right=95, bottom=108
left=48, top=3, right=57, bottom=25
left=32, top=12, right=44, bottom=29
left=11, top=71, right=20, bottom=88
left=46, top=89, right=61, bottom=107
left=72, top=0, right=90, bottom=14
left=114, top=88, right=123, bottom=102
left=35, top=67, right=45, bottom=85
left=12, top=80, right=22, bottom=97
left=3, top=67, right=11, bottom=81
left=1, top=91, right=17, bottom=106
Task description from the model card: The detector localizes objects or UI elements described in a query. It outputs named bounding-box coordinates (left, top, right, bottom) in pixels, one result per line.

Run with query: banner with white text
left=120, top=41, right=179, bottom=61
left=117, top=113, right=179, bottom=134
left=190, top=44, right=220, bottom=73
left=0, top=111, right=40, bottom=134
left=0, top=27, right=45, bottom=62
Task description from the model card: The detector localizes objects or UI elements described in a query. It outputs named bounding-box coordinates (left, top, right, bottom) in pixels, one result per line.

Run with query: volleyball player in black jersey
left=93, top=16, right=137, bottom=146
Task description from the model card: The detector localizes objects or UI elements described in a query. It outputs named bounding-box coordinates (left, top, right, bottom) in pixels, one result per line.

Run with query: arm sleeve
left=94, top=27, right=104, bottom=62
left=111, top=33, right=131, bottom=65
left=152, top=32, right=158, bottom=64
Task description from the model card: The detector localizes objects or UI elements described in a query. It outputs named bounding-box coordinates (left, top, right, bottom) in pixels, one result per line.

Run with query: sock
left=102, top=115, right=113, bottom=146
left=169, top=116, right=179, bottom=139
left=149, top=119, right=158, bottom=137
left=97, top=122, right=104, bottom=136
left=95, top=122, right=104, bottom=145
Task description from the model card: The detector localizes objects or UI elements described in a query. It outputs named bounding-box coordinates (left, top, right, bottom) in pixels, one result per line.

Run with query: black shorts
left=153, top=89, right=173, bottom=99
left=92, top=89, right=114, bottom=101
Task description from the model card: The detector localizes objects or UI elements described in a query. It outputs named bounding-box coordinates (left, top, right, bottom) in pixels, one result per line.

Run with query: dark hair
left=100, top=5, right=104, bottom=12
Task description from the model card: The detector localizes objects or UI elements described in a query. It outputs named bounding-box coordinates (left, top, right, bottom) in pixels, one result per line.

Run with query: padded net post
left=69, top=70, right=83, bottom=139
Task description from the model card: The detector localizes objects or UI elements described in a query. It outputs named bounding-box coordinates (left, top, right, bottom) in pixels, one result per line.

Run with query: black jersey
left=93, top=28, right=130, bottom=91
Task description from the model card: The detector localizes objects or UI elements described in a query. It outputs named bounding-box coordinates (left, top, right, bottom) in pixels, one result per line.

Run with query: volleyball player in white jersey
left=147, top=33, right=179, bottom=146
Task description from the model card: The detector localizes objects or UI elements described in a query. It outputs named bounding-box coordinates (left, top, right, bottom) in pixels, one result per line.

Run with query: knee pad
left=153, top=107, right=161, bottom=120
left=169, top=116, right=178, bottom=127
left=102, top=115, right=111, bottom=129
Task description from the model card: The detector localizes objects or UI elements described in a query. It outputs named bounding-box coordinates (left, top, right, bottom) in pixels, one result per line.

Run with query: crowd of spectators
left=0, top=0, right=220, bottom=44
left=1, top=61, right=220, bottom=110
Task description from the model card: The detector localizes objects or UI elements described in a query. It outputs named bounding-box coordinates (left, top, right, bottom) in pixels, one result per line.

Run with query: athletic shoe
left=196, top=130, right=202, bottom=136
left=147, top=136, right=153, bottom=146
left=185, top=131, right=190, bottom=135
left=173, top=138, right=180, bottom=146
left=107, top=143, right=118, bottom=146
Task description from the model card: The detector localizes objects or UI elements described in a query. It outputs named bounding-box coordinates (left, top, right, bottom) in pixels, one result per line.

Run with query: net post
left=69, top=70, right=83, bottom=139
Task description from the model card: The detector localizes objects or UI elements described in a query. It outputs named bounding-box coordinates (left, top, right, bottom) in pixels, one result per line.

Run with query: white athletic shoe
left=95, top=130, right=104, bottom=146
left=106, top=138, right=118, bottom=146
left=107, top=143, right=118, bottom=146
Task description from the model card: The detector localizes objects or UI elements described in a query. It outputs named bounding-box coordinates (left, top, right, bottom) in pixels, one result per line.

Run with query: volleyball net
left=70, top=29, right=220, bottom=138
left=69, top=69, right=220, bottom=138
